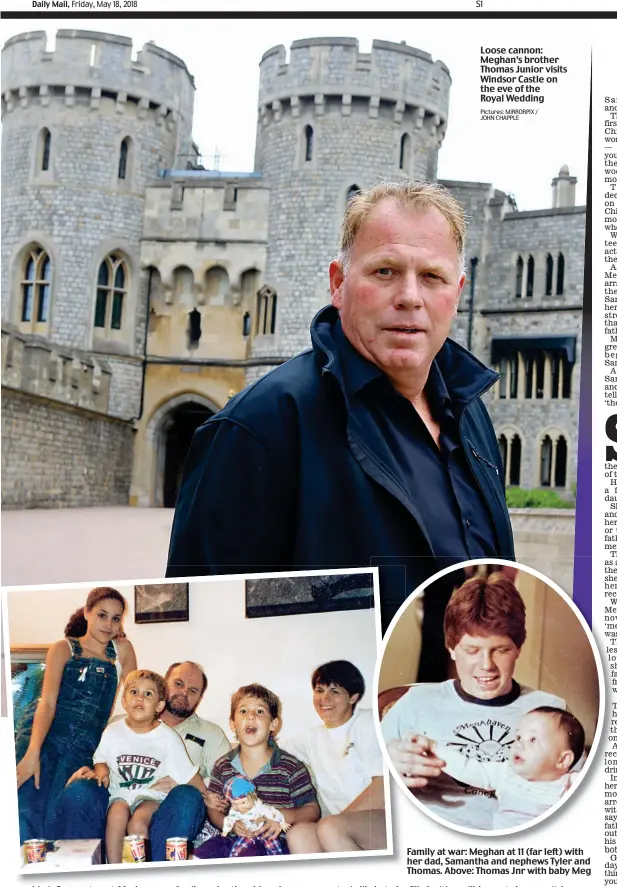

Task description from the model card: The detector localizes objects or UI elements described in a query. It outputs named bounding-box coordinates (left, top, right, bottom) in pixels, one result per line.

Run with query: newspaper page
left=0, top=2, right=610, bottom=886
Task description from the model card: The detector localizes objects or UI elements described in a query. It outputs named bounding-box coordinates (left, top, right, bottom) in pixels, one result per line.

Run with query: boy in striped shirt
left=194, top=683, right=319, bottom=858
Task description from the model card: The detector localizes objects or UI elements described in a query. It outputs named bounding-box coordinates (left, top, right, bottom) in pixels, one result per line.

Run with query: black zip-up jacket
left=167, top=306, right=515, bottom=630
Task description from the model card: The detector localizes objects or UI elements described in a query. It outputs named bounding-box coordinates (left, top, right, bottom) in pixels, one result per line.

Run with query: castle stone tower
left=248, top=37, right=451, bottom=378
left=1, top=29, right=195, bottom=417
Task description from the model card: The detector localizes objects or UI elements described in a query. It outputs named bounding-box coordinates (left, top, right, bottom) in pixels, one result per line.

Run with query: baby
left=221, top=776, right=290, bottom=856
left=425, top=706, right=585, bottom=829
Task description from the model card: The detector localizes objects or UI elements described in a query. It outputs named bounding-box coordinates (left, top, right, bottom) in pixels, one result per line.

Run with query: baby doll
left=221, top=775, right=290, bottom=856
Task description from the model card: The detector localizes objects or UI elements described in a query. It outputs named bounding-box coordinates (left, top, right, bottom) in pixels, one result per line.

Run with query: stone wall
left=510, top=508, right=575, bottom=596
left=247, top=38, right=451, bottom=382
left=1, top=29, right=196, bottom=424
left=2, top=388, right=134, bottom=508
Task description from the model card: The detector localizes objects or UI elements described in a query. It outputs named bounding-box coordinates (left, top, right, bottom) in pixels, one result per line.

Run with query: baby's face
left=231, top=795, right=254, bottom=813
left=510, top=712, right=571, bottom=781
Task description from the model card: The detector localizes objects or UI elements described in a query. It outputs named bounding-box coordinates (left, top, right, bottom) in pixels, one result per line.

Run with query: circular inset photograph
left=376, top=559, right=603, bottom=836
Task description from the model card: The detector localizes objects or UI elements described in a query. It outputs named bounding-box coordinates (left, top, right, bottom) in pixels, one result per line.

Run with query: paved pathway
left=2, top=507, right=175, bottom=586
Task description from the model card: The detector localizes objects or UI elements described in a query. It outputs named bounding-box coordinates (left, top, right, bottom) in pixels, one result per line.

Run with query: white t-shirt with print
left=436, top=742, right=574, bottom=829
left=93, top=718, right=198, bottom=806
left=281, top=708, right=384, bottom=816
left=380, top=680, right=566, bottom=830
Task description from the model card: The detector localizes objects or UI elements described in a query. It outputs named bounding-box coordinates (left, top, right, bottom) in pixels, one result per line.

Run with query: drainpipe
left=131, top=266, right=153, bottom=422
left=466, top=256, right=478, bottom=352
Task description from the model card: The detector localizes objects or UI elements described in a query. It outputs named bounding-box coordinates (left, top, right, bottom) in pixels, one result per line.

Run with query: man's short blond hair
left=339, top=181, right=467, bottom=272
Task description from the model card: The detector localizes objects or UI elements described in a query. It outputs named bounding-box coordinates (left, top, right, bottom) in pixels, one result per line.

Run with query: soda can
left=122, top=834, right=146, bottom=863
left=166, top=837, right=188, bottom=861
left=23, top=839, right=47, bottom=863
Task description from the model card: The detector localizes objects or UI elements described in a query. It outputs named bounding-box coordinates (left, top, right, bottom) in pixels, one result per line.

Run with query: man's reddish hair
left=443, top=572, right=526, bottom=650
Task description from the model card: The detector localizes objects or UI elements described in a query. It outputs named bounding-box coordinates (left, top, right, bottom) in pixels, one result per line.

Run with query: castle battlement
left=1, top=29, right=195, bottom=120
left=2, top=324, right=112, bottom=414
left=258, top=37, right=450, bottom=123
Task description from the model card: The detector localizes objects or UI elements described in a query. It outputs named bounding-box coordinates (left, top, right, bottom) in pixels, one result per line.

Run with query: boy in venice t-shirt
left=79, top=669, right=207, bottom=863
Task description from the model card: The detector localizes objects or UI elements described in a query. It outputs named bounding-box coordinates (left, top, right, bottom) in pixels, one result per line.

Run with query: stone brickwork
left=439, top=181, right=584, bottom=493
left=481, top=208, right=583, bottom=490
left=1, top=29, right=586, bottom=509
left=2, top=322, right=112, bottom=411
left=510, top=508, right=575, bottom=596
left=1, top=29, right=195, bottom=504
left=2, top=30, right=194, bottom=343
left=106, top=357, right=143, bottom=419
left=2, top=388, right=134, bottom=508
left=247, top=37, right=451, bottom=382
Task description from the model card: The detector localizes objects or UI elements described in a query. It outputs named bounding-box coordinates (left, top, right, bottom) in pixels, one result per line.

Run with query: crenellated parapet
left=1, top=29, right=194, bottom=143
left=2, top=324, right=112, bottom=413
left=258, top=37, right=450, bottom=140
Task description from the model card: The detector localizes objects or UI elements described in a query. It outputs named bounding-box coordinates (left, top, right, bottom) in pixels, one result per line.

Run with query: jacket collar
left=311, top=304, right=498, bottom=409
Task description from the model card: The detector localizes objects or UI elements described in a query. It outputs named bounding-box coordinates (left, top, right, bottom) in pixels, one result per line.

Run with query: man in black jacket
left=167, top=181, right=515, bottom=631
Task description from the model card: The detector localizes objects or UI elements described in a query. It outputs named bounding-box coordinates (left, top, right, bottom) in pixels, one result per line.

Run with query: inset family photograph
left=6, top=570, right=390, bottom=870
left=377, top=561, right=602, bottom=835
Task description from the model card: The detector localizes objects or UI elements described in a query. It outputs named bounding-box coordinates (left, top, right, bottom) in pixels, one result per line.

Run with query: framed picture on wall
left=246, top=572, right=374, bottom=619
left=134, top=583, right=189, bottom=624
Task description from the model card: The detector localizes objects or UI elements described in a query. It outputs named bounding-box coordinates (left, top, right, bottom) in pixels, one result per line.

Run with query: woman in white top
left=281, top=660, right=387, bottom=853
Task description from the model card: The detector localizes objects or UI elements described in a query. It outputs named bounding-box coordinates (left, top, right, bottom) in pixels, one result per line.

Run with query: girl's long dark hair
left=64, top=587, right=127, bottom=638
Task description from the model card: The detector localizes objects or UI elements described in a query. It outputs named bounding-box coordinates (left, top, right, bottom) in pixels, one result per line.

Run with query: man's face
left=330, top=200, right=465, bottom=393
left=165, top=663, right=205, bottom=718
left=313, top=682, right=360, bottom=728
left=449, top=632, right=521, bottom=700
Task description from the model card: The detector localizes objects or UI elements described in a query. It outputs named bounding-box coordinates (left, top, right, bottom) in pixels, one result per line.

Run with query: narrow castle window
left=304, top=125, right=314, bottom=163
left=399, top=133, right=410, bottom=171
left=20, top=247, right=51, bottom=325
left=525, top=255, right=534, bottom=298
left=118, top=138, right=130, bottom=180
left=535, top=355, right=545, bottom=399
left=539, top=433, right=568, bottom=487
left=498, top=435, right=507, bottom=473
left=556, top=252, right=565, bottom=295
left=40, top=128, right=51, bottom=171
left=347, top=184, right=360, bottom=202
left=95, top=253, right=128, bottom=332
left=562, top=359, right=572, bottom=398
left=256, top=285, right=277, bottom=335
left=510, top=435, right=522, bottom=485
left=187, top=308, right=202, bottom=348
left=545, top=253, right=553, bottom=295
left=540, top=435, right=552, bottom=486
left=555, top=435, right=567, bottom=487
left=498, top=432, right=522, bottom=486
left=498, top=355, right=518, bottom=400
left=515, top=256, right=523, bottom=298
left=551, top=355, right=561, bottom=398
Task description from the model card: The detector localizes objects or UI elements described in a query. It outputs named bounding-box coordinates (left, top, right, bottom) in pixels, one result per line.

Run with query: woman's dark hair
left=311, top=660, right=365, bottom=711
left=64, top=587, right=127, bottom=638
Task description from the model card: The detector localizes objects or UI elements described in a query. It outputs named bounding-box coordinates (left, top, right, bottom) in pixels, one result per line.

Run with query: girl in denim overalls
left=15, top=586, right=137, bottom=843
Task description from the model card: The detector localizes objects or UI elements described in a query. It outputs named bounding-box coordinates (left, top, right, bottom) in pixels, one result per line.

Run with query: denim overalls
left=16, top=637, right=119, bottom=842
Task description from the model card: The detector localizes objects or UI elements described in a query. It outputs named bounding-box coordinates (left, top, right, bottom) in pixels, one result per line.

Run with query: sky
left=1, top=16, right=591, bottom=210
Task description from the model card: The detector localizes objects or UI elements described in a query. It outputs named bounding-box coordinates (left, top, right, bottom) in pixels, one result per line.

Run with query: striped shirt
left=209, top=741, right=317, bottom=810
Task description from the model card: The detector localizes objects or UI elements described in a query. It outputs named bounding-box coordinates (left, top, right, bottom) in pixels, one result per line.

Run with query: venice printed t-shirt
left=93, top=718, right=198, bottom=806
